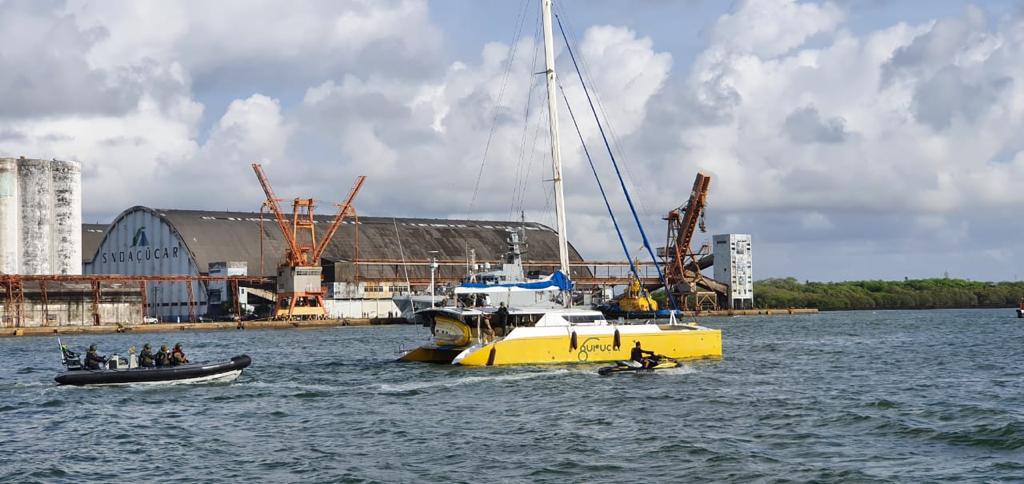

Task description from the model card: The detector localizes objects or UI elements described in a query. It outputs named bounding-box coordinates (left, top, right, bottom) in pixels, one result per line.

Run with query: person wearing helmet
left=138, top=343, right=155, bottom=367
left=155, top=345, right=170, bottom=367
left=170, top=343, right=189, bottom=366
left=84, top=344, right=106, bottom=370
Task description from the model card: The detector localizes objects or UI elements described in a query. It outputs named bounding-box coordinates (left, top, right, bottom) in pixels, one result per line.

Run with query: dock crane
left=662, top=172, right=728, bottom=310
left=252, top=163, right=366, bottom=319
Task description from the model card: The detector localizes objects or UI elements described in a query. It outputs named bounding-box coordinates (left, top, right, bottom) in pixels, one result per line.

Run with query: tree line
left=753, top=278, right=1024, bottom=311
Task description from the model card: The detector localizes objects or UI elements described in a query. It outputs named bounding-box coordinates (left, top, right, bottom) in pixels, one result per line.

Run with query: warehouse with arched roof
left=84, top=206, right=588, bottom=319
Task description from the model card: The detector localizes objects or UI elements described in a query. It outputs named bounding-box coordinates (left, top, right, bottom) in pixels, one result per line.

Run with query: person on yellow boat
left=631, top=341, right=655, bottom=369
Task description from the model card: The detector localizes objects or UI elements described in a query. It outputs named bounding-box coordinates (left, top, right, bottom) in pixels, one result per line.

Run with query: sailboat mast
left=541, top=0, right=570, bottom=276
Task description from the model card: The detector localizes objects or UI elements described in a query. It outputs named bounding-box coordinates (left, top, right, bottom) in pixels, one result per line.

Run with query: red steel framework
left=0, top=274, right=271, bottom=327
left=663, top=172, right=727, bottom=310
left=252, top=163, right=366, bottom=319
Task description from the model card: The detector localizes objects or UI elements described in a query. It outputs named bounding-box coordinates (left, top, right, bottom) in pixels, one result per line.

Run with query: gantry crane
left=252, top=163, right=366, bottom=319
left=663, top=172, right=727, bottom=310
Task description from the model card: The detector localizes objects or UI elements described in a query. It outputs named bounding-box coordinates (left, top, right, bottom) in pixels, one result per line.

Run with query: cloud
left=783, top=106, right=848, bottom=143
left=2, top=0, right=1024, bottom=281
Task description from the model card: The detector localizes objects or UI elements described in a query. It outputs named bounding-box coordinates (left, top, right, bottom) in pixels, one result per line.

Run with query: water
left=1, top=309, right=1022, bottom=482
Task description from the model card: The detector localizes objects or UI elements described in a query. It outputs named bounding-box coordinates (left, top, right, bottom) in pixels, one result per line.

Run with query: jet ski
left=54, top=338, right=251, bottom=386
left=598, top=356, right=679, bottom=376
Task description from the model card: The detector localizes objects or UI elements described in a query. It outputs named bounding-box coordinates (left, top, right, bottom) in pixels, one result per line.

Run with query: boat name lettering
left=577, top=337, right=615, bottom=361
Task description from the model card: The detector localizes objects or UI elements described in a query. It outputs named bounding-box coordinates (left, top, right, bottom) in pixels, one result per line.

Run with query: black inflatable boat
left=55, top=355, right=252, bottom=386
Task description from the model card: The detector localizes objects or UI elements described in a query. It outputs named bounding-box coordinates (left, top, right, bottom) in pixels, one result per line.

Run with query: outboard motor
left=107, top=355, right=127, bottom=370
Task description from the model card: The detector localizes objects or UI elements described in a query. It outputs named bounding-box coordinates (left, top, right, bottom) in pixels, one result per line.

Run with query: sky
left=2, top=0, right=1024, bottom=282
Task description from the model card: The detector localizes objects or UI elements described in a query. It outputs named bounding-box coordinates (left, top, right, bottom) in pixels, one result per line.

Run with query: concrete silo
left=18, top=157, right=52, bottom=275
left=51, top=159, right=82, bottom=275
left=0, top=158, right=18, bottom=274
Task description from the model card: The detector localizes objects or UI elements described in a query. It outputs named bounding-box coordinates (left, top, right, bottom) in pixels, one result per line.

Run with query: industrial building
left=83, top=206, right=587, bottom=320
left=713, top=234, right=754, bottom=309
left=0, top=157, right=82, bottom=275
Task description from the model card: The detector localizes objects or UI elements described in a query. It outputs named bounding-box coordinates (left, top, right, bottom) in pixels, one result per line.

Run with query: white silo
left=18, top=157, right=52, bottom=275
left=0, top=158, right=18, bottom=274
left=51, top=159, right=82, bottom=275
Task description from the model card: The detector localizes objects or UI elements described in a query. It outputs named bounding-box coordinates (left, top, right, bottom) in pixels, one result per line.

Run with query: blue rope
left=558, top=82, right=640, bottom=281
left=554, top=14, right=676, bottom=310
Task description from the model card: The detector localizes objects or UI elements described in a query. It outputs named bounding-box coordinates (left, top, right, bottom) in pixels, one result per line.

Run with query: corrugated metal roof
left=90, top=207, right=586, bottom=278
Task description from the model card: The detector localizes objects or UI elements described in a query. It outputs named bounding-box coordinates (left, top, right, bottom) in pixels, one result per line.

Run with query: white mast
left=541, top=0, right=570, bottom=277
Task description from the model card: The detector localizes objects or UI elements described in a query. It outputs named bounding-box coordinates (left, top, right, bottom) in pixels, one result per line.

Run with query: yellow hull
left=453, top=328, right=721, bottom=366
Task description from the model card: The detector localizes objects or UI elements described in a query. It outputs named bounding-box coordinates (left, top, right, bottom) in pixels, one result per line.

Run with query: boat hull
left=400, top=326, right=721, bottom=366
left=397, top=346, right=467, bottom=364
left=55, top=355, right=252, bottom=386
left=457, top=328, right=720, bottom=366
left=598, top=358, right=679, bottom=375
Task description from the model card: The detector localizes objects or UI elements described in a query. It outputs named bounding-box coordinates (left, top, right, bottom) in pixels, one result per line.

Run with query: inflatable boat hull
left=55, top=355, right=252, bottom=386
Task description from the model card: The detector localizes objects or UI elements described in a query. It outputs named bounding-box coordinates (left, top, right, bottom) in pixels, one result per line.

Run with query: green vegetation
left=754, top=278, right=1024, bottom=311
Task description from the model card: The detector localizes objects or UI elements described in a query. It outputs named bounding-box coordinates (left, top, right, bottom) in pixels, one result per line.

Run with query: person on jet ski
left=630, top=341, right=656, bottom=369
left=138, top=343, right=155, bottom=367
left=84, top=344, right=106, bottom=370
left=155, top=345, right=171, bottom=367
left=170, top=343, right=189, bottom=366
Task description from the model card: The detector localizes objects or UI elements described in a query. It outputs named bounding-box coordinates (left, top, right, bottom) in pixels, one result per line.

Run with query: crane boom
left=663, top=172, right=724, bottom=308
left=311, top=175, right=366, bottom=263
left=675, top=172, right=711, bottom=260
left=252, top=163, right=304, bottom=265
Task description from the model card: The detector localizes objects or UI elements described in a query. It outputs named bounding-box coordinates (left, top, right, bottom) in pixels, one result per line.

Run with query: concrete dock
left=0, top=318, right=398, bottom=338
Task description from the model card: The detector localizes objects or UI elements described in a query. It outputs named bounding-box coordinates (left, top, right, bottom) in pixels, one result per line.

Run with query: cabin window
left=510, top=314, right=542, bottom=328
left=565, top=314, right=602, bottom=324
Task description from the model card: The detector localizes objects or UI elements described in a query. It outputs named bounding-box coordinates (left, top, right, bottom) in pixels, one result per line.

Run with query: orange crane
left=252, top=163, right=366, bottom=319
left=663, top=172, right=726, bottom=310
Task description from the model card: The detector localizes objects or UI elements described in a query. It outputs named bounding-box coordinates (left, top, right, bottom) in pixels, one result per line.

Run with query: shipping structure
left=713, top=234, right=754, bottom=309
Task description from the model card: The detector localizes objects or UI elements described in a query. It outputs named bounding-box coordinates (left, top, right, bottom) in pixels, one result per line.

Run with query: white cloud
left=3, top=0, right=1024, bottom=280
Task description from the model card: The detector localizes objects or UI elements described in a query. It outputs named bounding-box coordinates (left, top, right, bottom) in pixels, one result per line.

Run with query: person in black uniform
left=493, top=302, right=510, bottom=336
left=630, top=341, right=655, bottom=369
left=84, top=344, right=106, bottom=370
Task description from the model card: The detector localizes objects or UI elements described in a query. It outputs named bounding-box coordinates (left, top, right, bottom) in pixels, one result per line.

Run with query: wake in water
left=377, top=368, right=587, bottom=393
left=654, top=364, right=698, bottom=376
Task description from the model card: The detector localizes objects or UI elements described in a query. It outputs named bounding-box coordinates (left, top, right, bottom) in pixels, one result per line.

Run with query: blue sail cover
left=458, top=270, right=574, bottom=292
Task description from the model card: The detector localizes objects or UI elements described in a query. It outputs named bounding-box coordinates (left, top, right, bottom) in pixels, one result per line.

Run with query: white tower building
left=713, top=234, right=753, bottom=309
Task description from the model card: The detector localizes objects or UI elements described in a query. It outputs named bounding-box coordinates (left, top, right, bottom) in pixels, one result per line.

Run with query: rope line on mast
left=555, top=12, right=675, bottom=309
left=558, top=82, right=640, bottom=281
left=509, top=10, right=544, bottom=221
left=468, top=0, right=533, bottom=212
left=554, top=2, right=653, bottom=219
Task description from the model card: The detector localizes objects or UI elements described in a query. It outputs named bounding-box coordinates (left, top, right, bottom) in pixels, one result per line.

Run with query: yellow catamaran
left=399, top=0, right=721, bottom=366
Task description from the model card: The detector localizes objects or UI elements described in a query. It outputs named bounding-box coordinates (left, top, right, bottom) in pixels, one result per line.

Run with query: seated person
left=630, top=341, right=655, bottom=368
left=84, top=344, right=106, bottom=370
left=127, top=345, right=138, bottom=369
left=155, top=345, right=171, bottom=367
left=171, top=343, right=189, bottom=366
left=138, top=344, right=155, bottom=367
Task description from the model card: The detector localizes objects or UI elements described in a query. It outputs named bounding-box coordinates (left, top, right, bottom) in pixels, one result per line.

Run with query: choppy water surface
left=1, top=309, right=1022, bottom=482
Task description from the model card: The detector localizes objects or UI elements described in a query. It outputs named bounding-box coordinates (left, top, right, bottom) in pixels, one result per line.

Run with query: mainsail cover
left=455, top=271, right=573, bottom=294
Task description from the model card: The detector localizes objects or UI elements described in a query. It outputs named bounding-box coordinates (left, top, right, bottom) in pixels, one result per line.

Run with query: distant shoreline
left=755, top=278, right=1024, bottom=312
